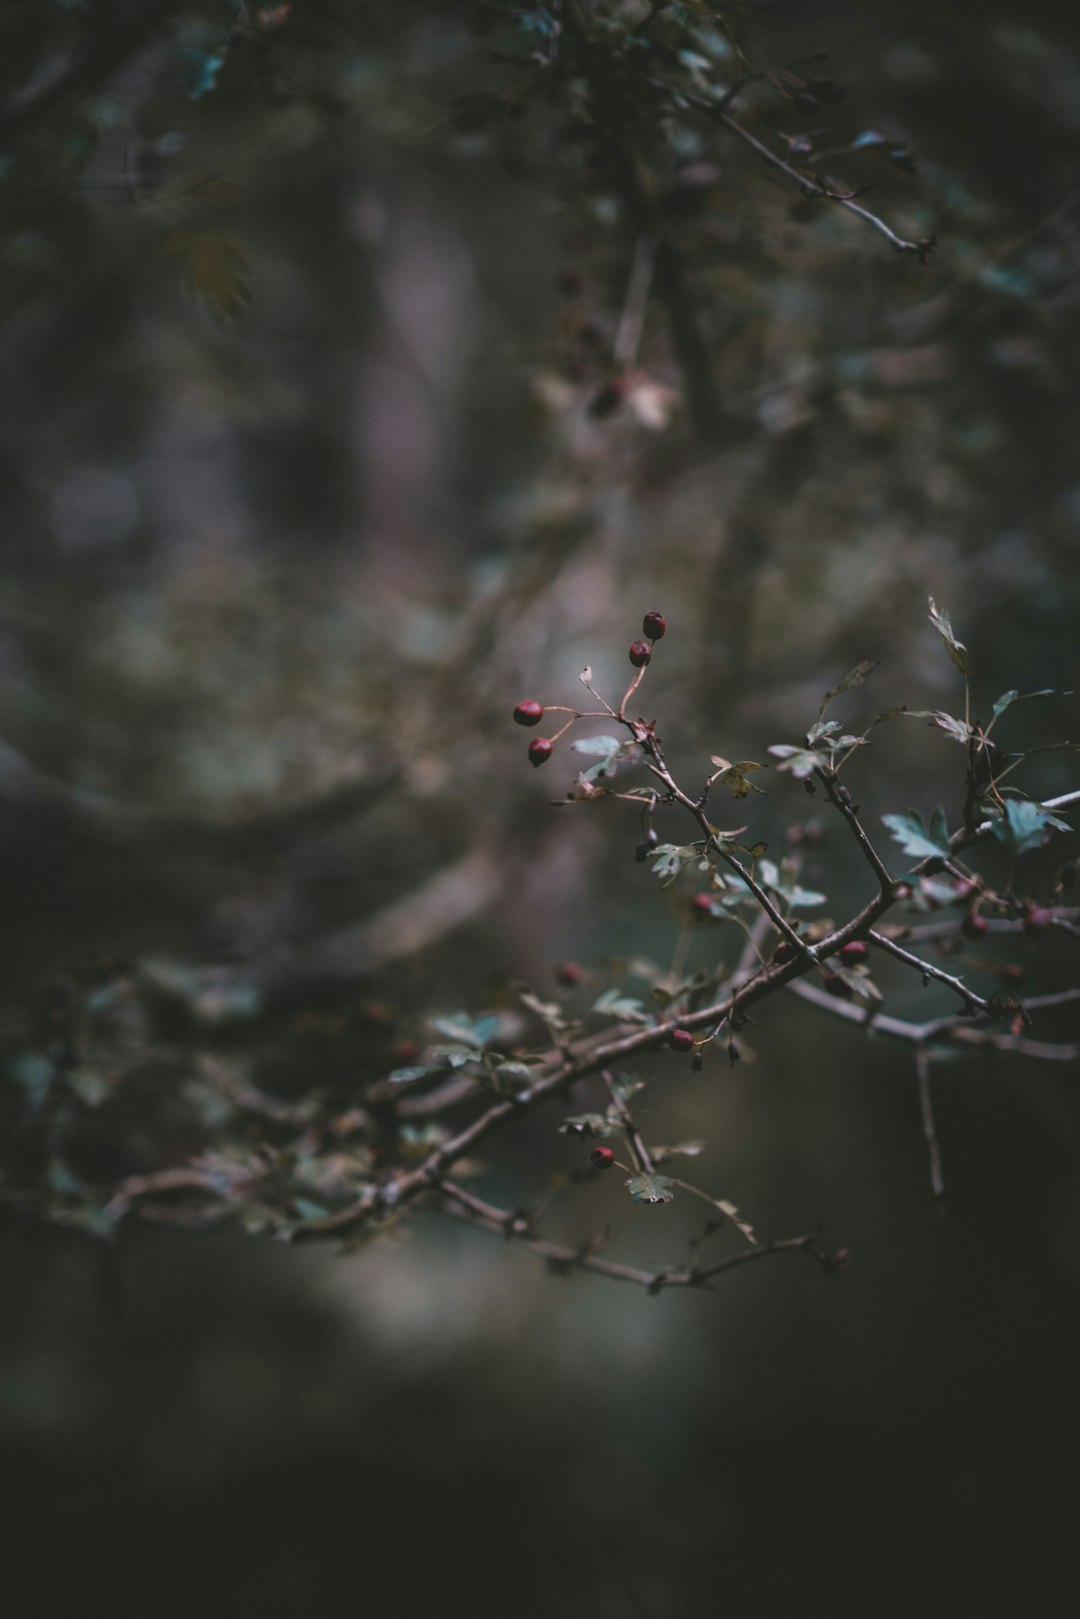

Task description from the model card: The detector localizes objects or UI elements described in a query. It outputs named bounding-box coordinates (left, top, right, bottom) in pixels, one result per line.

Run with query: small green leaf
left=650, top=1141, right=706, bottom=1163
left=592, top=989, right=648, bottom=1023
left=626, top=1172, right=676, bottom=1204
left=767, top=744, right=820, bottom=779
left=388, top=1065, right=434, bottom=1085
left=494, top=1061, right=534, bottom=1083
left=821, top=660, right=878, bottom=711
left=571, top=734, right=621, bottom=757
left=992, top=687, right=1069, bottom=718
left=991, top=800, right=1072, bottom=856
left=882, top=809, right=950, bottom=859
left=9, top=1051, right=56, bottom=1114
left=650, top=842, right=703, bottom=882
left=709, top=757, right=767, bottom=798
left=928, top=598, right=973, bottom=680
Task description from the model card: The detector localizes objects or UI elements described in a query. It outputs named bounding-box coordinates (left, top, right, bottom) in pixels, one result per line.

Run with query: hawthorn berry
left=591, top=1145, right=615, bottom=1169
left=823, top=972, right=853, bottom=999
left=642, top=610, right=667, bottom=642
left=693, top=892, right=715, bottom=918
left=528, top=737, right=554, bottom=768
left=962, top=911, right=990, bottom=941
left=839, top=940, right=869, bottom=966
left=513, top=700, right=544, bottom=727
left=556, top=961, right=583, bottom=988
left=667, top=1027, right=695, bottom=1052
left=1024, top=906, right=1052, bottom=939
left=628, top=640, right=652, bottom=668
left=999, top=963, right=1025, bottom=986
left=772, top=940, right=799, bottom=965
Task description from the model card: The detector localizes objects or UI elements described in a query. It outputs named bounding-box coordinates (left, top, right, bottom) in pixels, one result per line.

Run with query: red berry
left=823, top=972, right=853, bottom=999
left=514, top=700, right=544, bottom=727
left=772, top=940, right=798, bottom=965
left=1024, top=906, right=1052, bottom=939
left=962, top=911, right=990, bottom=941
left=667, top=1027, right=695, bottom=1052
left=839, top=940, right=869, bottom=965
left=628, top=641, right=652, bottom=668
left=642, top=611, right=667, bottom=642
left=528, top=737, right=553, bottom=768
left=591, top=1145, right=615, bottom=1169
left=999, top=963, right=1025, bottom=985
left=556, top=961, right=583, bottom=987
left=693, top=892, right=715, bottom=918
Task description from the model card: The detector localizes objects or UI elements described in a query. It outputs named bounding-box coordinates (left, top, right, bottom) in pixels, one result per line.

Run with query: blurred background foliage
left=1, top=2, right=1079, bottom=1614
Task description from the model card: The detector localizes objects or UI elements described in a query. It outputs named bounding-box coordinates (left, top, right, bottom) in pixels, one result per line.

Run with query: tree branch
left=435, top=1180, right=820, bottom=1293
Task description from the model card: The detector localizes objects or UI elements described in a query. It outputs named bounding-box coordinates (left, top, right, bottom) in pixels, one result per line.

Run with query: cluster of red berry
left=512, top=610, right=667, bottom=768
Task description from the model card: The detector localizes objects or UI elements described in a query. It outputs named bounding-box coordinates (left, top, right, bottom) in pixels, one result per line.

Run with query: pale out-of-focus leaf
left=928, top=598, right=973, bottom=680
left=162, top=230, right=252, bottom=319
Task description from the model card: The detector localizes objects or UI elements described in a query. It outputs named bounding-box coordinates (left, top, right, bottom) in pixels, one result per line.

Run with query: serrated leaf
left=572, top=734, right=622, bottom=757
left=928, top=598, right=973, bottom=680
left=787, top=885, right=827, bottom=910
left=571, top=735, right=637, bottom=785
left=990, top=799, right=1071, bottom=856
left=650, top=842, right=701, bottom=882
left=992, top=687, right=1068, bottom=717
left=626, top=1172, right=676, bottom=1204
left=430, top=1013, right=501, bottom=1049
left=821, top=660, right=878, bottom=709
left=592, top=989, right=648, bottom=1023
left=882, top=809, right=950, bottom=859
left=709, top=758, right=766, bottom=798
left=767, top=744, right=820, bottom=779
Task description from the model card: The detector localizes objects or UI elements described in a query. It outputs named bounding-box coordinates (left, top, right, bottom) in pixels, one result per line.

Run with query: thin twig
left=435, top=1180, right=819, bottom=1293
left=816, top=768, right=895, bottom=893
left=716, top=110, right=936, bottom=261
left=601, top=1069, right=654, bottom=1175
left=867, top=929, right=995, bottom=1017
left=915, top=1048, right=946, bottom=1201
